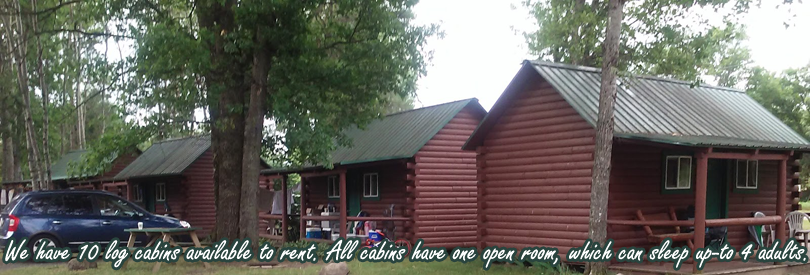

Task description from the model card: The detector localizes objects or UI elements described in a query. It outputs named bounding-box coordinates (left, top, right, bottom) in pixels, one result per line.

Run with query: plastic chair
left=749, top=212, right=774, bottom=248
left=786, top=211, right=810, bottom=248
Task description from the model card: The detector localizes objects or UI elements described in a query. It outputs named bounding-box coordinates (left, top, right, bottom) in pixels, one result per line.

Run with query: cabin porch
left=606, top=139, right=804, bottom=273
left=262, top=159, right=415, bottom=244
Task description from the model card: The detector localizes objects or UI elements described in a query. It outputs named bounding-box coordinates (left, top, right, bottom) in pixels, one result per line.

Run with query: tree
left=102, top=0, right=436, bottom=240
left=522, top=0, right=754, bottom=85
left=746, top=66, right=810, bottom=139
left=746, top=65, right=810, bottom=189
left=586, top=0, right=623, bottom=274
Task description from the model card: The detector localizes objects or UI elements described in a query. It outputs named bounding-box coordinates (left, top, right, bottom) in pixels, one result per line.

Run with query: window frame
left=734, top=159, right=759, bottom=193
left=661, top=153, right=695, bottom=195
left=327, top=176, right=339, bottom=199
left=363, top=173, right=379, bottom=199
left=133, top=184, right=143, bottom=202
left=156, top=182, right=166, bottom=202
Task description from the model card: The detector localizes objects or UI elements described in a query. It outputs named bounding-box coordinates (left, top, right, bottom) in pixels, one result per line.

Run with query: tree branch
left=36, top=28, right=134, bottom=39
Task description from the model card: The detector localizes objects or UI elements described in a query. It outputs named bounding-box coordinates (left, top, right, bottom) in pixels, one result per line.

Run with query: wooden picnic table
left=120, top=227, right=210, bottom=273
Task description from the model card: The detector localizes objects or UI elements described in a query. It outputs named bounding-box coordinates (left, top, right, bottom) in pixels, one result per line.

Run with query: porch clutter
left=786, top=211, right=810, bottom=249
left=635, top=207, right=695, bottom=250
left=749, top=212, right=775, bottom=248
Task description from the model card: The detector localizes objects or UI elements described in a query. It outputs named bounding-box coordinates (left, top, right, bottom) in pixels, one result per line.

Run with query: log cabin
left=0, top=149, right=139, bottom=205
left=462, top=61, right=809, bottom=264
left=262, top=98, right=486, bottom=248
left=109, top=135, right=271, bottom=237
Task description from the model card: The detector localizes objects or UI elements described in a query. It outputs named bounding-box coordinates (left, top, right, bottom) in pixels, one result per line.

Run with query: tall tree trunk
left=1, top=106, right=14, bottom=183
left=570, top=0, right=586, bottom=65
left=11, top=0, right=44, bottom=190
left=0, top=34, right=14, bottom=183
left=197, top=0, right=247, bottom=240
left=74, top=3, right=86, bottom=150
left=239, top=38, right=270, bottom=241
left=32, top=0, right=53, bottom=189
left=586, top=0, right=623, bottom=274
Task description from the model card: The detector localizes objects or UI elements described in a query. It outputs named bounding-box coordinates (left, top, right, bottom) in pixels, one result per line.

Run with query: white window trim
left=133, top=184, right=143, bottom=202
left=327, top=176, right=339, bottom=198
left=664, top=156, right=692, bottom=190
left=156, top=182, right=166, bottom=201
left=363, top=173, right=379, bottom=198
left=736, top=160, right=759, bottom=189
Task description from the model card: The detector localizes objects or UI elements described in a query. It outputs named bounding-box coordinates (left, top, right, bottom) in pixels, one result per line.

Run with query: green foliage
left=747, top=66, right=810, bottom=138
left=746, top=64, right=810, bottom=188
left=523, top=0, right=754, bottom=85
left=119, top=0, right=437, bottom=169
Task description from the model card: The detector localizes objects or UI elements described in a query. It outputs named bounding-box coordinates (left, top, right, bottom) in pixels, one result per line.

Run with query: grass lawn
left=2, top=258, right=577, bottom=275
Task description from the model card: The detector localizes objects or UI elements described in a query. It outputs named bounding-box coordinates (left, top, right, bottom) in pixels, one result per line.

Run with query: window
left=327, top=176, right=339, bottom=198
left=664, top=156, right=692, bottom=190
left=60, top=195, right=94, bottom=216
left=736, top=160, right=758, bottom=189
left=156, top=182, right=166, bottom=201
left=133, top=184, right=142, bottom=202
left=25, top=195, right=62, bottom=215
left=97, top=196, right=141, bottom=217
left=363, top=173, right=379, bottom=198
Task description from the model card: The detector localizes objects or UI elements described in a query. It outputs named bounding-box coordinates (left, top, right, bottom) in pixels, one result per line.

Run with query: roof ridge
left=526, top=60, right=746, bottom=93
left=384, top=98, right=476, bottom=118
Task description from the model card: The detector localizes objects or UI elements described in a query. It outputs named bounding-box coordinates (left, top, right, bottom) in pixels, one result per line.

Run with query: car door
left=95, top=194, right=143, bottom=244
left=51, top=194, right=98, bottom=248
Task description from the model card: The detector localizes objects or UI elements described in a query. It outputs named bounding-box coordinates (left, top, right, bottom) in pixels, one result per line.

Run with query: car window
left=24, top=195, right=62, bottom=215
left=3, top=195, right=24, bottom=213
left=97, top=196, right=141, bottom=217
left=60, top=194, right=95, bottom=216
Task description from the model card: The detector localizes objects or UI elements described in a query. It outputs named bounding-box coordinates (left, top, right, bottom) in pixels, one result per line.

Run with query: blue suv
left=0, top=190, right=190, bottom=251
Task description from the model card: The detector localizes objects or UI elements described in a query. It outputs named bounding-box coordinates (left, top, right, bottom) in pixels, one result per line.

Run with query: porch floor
left=610, top=260, right=810, bottom=275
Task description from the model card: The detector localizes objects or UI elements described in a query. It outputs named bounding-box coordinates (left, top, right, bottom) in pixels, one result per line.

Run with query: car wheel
left=29, top=235, right=60, bottom=256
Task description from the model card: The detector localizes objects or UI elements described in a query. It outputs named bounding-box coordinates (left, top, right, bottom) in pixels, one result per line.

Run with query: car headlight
left=180, top=220, right=191, bottom=228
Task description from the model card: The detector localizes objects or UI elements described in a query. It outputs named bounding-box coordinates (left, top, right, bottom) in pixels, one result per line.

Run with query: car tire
left=29, top=234, right=60, bottom=260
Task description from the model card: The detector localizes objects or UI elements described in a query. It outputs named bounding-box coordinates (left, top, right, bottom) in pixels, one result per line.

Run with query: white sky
left=411, top=1, right=810, bottom=110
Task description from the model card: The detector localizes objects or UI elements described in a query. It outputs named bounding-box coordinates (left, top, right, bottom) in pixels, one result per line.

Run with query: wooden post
left=693, top=152, right=708, bottom=273
left=281, top=174, right=288, bottom=243
left=777, top=158, right=787, bottom=244
left=299, top=177, right=307, bottom=240
left=339, top=170, right=347, bottom=238
left=125, top=181, right=131, bottom=201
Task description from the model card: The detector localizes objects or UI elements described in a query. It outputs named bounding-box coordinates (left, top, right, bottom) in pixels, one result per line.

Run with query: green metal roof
left=50, top=150, right=90, bottom=181
left=465, top=61, right=810, bottom=150
left=264, top=98, right=485, bottom=174
left=115, top=135, right=211, bottom=179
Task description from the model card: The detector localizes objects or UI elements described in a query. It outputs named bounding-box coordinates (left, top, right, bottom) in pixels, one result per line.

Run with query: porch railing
left=606, top=216, right=782, bottom=227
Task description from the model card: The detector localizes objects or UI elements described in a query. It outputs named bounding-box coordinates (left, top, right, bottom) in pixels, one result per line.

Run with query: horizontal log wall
left=478, top=79, right=594, bottom=256
left=607, top=144, right=695, bottom=248
left=182, top=150, right=215, bottom=237
left=414, top=105, right=483, bottom=249
left=726, top=159, right=793, bottom=247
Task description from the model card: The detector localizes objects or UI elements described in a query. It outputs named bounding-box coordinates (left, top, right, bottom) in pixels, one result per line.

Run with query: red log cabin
left=463, top=61, right=809, bottom=269
left=262, top=98, right=486, bottom=248
left=108, top=135, right=270, bottom=237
